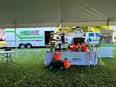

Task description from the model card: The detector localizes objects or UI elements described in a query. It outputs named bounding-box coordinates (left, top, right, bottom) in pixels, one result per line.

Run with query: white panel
left=0, top=0, right=116, bottom=27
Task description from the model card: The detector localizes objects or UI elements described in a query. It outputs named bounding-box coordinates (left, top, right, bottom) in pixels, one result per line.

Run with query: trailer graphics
left=5, top=27, right=57, bottom=48
left=20, top=30, right=39, bottom=36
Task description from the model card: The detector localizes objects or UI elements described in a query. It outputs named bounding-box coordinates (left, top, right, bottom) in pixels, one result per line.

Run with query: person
left=59, top=29, right=65, bottom=43
left=67, top=44, right=72, bottom=51
left=76, top=43, right=81, bottom=52
left=81, top=42, right=87, bottom=52
left=72, top=44, right=77, bottom=51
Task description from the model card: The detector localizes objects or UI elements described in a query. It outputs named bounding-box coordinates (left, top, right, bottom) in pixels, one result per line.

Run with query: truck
left=84, top=32, right=100, bottom=45
left=5, top=27, right=58, bottom=48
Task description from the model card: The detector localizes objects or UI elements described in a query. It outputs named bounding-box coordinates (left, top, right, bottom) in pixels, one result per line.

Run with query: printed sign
left=99, top=30, right=113, bottom=58
left=99, top=46, right=113, bottom=57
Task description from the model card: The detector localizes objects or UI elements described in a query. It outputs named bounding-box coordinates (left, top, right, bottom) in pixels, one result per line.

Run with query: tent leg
left=14, top=22, right=18, bottom=59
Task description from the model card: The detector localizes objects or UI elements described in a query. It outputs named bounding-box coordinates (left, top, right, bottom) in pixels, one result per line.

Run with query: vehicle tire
left=26, top=44, right=32, bottom=49
left=19, top=44, right=25, bottom=49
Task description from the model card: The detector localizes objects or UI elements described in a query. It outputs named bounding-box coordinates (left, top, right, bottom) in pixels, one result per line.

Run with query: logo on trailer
left=20, top=30, right=39, bottom=36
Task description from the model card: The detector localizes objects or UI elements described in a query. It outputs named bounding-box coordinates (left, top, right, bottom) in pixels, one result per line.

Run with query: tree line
left=58, top=26, right=111, bottom=33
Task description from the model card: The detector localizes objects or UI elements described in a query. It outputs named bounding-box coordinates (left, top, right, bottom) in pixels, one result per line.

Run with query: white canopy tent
left=0, top=0, right=116, bottom=28
left=0, top=0, right=116, bottom=59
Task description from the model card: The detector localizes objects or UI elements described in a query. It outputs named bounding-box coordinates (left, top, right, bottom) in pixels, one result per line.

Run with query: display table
left=44, top=51, right=98, bottom=66
left=0, top=51, right=14, bottom=63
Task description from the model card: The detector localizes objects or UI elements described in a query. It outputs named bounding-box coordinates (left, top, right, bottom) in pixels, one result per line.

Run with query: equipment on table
left=49, top=29, right=68, bottom=52
left=72, top=38, right=85, bottom=45
left=74, top=27, right=83, bottom=38
left=45, top=27, right=98, bottom=70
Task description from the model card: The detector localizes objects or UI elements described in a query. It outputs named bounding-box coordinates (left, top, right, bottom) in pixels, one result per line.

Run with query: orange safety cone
left=63, top=60, right=71, bottom=68
left=54, top=53, right=61, bottom=61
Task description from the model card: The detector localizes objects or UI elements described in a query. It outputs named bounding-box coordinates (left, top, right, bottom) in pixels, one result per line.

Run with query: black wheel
left=19, top=44, right=25, bottom=49
left=26, top=44, right=32, bottom=49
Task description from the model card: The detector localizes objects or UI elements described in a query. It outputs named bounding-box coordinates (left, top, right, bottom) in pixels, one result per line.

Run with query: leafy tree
left=57, top=26, right=75, bottom=33
left=58, top=26, right=111, bottom=33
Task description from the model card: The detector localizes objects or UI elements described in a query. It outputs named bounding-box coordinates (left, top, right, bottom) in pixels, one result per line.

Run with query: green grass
left=0, top=47, right=116, bottom=87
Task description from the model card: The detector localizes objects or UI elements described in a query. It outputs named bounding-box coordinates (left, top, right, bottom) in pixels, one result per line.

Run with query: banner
left=44, top=52, right=98, bottom=66
left=99, top=30, right=113, bottom=58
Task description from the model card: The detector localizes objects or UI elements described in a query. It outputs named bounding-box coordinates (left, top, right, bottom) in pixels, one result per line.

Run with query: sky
left=112, top=26, right=116, bottom=29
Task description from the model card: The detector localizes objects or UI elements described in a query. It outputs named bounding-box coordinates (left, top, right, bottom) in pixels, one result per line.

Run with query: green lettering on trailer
left=5, top=30, right=44, bottom=39
left=20, top=31, right=29, bottom=35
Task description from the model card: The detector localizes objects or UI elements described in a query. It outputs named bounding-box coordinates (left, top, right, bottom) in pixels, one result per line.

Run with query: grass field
left=0, top=46, right=116, bottom=87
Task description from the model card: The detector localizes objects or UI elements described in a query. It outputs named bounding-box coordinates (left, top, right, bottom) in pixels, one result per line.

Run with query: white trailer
left=5, top=27, right=57, bottom=48
left=0, top=29, right=5, bottom=41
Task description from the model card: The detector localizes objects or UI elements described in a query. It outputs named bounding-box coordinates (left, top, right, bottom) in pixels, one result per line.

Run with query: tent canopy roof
left=0, top=0, right=116, bottom=28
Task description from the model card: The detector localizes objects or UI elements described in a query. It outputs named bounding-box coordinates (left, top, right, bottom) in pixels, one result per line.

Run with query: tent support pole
left=14, top=22, right=18, bottom=58
left=60, top=22, right=62, bottom=29
left=107, top=18, right=110, bottom=29
left=59, top=0, right=62, bottom=29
